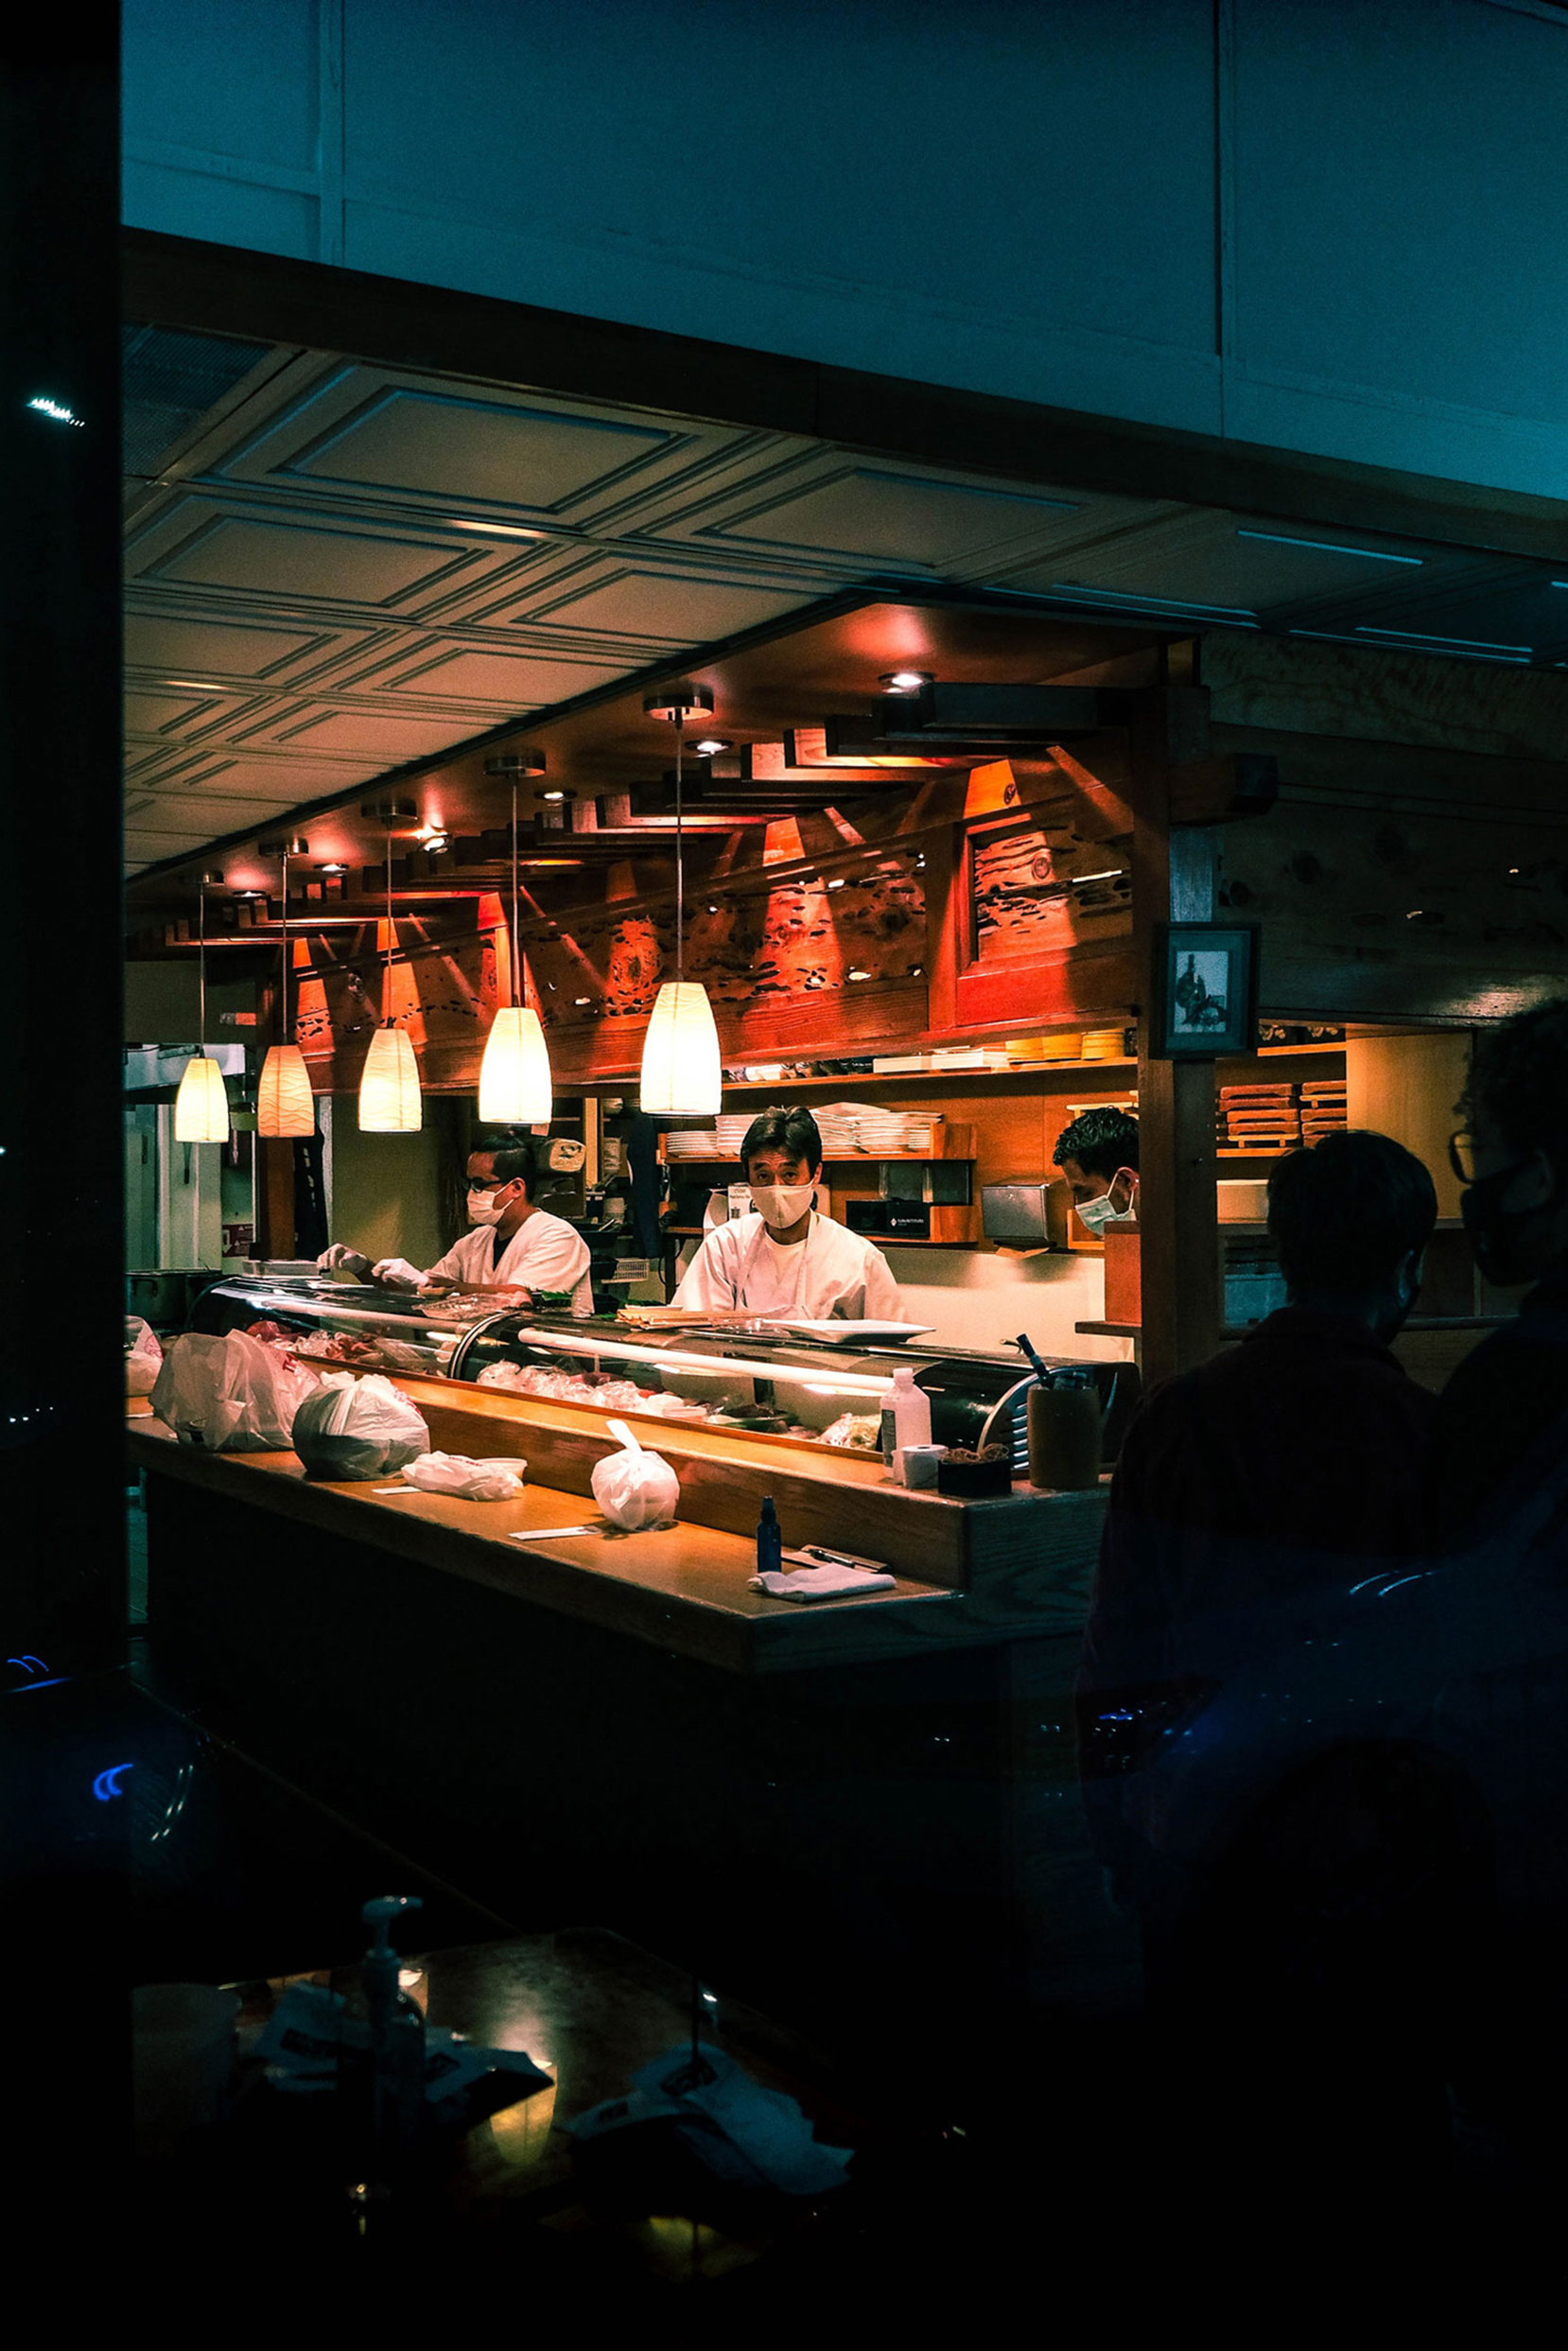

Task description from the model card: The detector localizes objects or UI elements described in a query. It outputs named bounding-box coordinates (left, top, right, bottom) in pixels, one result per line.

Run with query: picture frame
left=1151, top=923, right=1260, bottom=1058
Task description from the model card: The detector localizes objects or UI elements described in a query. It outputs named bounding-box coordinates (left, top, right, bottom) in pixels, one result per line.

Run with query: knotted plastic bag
left=400, top=1452, right=525, bottom=1500
left=590, top=1419, right=679, bottom=1531
left=290, top=1372, right=430, bottom=1481
left=125, top=1316, right=164, bottom=1398
left=150, top=1330, right=318, bottom=1451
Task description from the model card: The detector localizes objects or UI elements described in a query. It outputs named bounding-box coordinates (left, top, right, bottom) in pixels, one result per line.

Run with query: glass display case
left=191, top=1277, right=1135, bottom=1469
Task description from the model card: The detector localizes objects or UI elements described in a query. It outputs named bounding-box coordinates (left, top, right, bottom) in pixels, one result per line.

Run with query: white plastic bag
left=590, top=1419, right=679, bottom=1531
left=290, top=1372, right=430, bottom=1481
left=400, top=1453, right=525, bottom=1500
left=125, top=1316, right=164, bottom=1398
left=150, top=1330, right=319, bottom=1452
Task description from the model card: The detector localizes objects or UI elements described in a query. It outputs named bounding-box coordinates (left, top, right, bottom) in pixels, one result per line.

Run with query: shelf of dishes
left=188, top=1277, right=1124, bottom=1472
left=663, top=1112, right=974, bottom=1160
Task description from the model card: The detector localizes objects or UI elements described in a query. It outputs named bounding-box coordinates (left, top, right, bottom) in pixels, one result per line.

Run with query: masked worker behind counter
left=1054, top=1106, right=1140, bottom=1238
left=319, top=1142, right=593, bottom=1312
left=673, top=1105, right=906, bottom=1322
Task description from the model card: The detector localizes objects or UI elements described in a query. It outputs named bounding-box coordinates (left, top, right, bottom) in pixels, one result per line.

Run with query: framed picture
left=1151, top=923, right=1260, bottom=1058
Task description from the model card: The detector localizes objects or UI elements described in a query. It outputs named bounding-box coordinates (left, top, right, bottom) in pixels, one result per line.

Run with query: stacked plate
left=815, top=1106, right=861, bottom=1153
left=1081, top=1027, right=1129, bottom=1061
left=715, top=1114, right=753, bottom=1152
left=856, top=1108, right=916, bottom=1154
left=664, top=1129, right=720, bottom=1159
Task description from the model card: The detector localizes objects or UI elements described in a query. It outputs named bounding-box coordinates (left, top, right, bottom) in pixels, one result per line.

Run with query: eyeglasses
left=1449, top=1131, right=1479, bottom=1185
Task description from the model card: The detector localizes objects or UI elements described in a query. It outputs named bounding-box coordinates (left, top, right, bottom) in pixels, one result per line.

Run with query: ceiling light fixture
left=693, top=739, right=729, bottom=757
left=174, top=882, right=231, bottom=1143
left=358, top=833, right=422, bottom=1132
left=256, top=843, right=315, bottom=1139
left=478, top=752, right=554, bottom=1125
left=880, top=670, right=932, bottom=694
left=639, top=682, right=722, bottom=1118
left=319, top=862, right=347, bottom=875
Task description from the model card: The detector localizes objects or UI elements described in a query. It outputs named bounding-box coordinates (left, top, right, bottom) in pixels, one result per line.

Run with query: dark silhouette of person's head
left=1268, top=1130, right=1437, bottom=1338
left=1457, top=1000, right=1568, bottom=1285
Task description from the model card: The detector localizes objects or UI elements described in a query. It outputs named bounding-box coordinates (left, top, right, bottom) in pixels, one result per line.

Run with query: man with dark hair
left=1083, top=1129, right=1438, bottom=1698
left=1054, top=1106, right=1140, bottom=1234
left=320, top=1140, right=592, bottom=1310
left=1435, top=999, right=1568, bottom=1536
left=672, top=1102, right=905, bottom=1319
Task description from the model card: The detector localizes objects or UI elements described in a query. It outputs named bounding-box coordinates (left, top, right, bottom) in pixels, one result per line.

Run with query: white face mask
left=1073, top=1169, right=1137, bottom=1236
left=750, top=1180, right=815, bottom=1231
left=468, top=1186, right=505, bottom=1227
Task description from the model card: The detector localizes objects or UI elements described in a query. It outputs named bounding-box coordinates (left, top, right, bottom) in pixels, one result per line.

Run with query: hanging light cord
left=198, top=882, right=207, bottom=1054
left=279, top=850, right=289, bottom=1043
left=512, top=779, right=522, bottom=1008
left=385, top=832, right=394, bottom=1024
left=674, top=711, right=685, bottom=986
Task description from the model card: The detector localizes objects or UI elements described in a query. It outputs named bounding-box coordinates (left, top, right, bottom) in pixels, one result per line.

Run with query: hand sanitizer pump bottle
left=361, top=1895, right=426, bottom=2172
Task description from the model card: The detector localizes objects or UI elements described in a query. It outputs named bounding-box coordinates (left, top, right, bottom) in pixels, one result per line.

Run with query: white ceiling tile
left=141, top=512, right=479, bottom=606
left=375, top=646, right=624, bottom=705
left=124, top=611, right=327, bottom=679
left=125, top=689, right=220, bottom=735
left=519, top=566, right=811, bottom=643
left=270, top=709, right=477, bottom=757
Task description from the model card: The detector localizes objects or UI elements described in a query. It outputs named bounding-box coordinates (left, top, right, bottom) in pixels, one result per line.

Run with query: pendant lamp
left=256, top=845, right=315, bottom=1138
left=174, top=882, right=231, bottom=1142
left=478, top=753, right=553, bottom=1124
left=639, top=681, right=722, bottom=1117
left=358, top=833, right=423, bottom=1130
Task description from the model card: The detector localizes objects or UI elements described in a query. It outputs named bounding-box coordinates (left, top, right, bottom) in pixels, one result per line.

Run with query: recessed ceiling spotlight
left=541, top=789, right=572, bottom=802
left=319, top=862, right=347, bottom=875
left=574, top=997, right=592, bottom=1007
left=847, top=967, right=871, bottom=982
left=827, top=878, right=846, bottom=891
left=880, top=670, right=932, bottom=694
left=693, top=739, right=729, bottom=756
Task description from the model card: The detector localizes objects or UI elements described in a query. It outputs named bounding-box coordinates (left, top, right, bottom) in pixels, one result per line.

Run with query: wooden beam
left=1133, top=810, right=1222, bottom=1390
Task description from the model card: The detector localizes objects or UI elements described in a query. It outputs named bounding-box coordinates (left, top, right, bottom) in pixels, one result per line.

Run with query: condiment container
left=1026, top=1371, right=1102, bottom=1490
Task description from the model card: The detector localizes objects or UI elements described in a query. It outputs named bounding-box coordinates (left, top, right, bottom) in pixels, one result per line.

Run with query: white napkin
left=749, top=1564, right=897, bottom=1602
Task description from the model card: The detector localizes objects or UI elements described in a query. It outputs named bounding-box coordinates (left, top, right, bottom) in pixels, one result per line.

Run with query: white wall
left=123, top=0, right=1568, bottom=497
left=882, top=1244, right=1134, bottom=1365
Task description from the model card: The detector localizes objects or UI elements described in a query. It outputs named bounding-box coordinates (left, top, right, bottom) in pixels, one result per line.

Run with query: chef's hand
left=317, top=1243, right=358, bottom=1270
left=371, top=1257, right=430, bottom=1291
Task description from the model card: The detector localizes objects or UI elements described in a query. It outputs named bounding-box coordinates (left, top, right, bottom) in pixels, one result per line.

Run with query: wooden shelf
left=666, top=1150, right=976, bottom=1166
left=717, top=1060, right=1137, bottom=1094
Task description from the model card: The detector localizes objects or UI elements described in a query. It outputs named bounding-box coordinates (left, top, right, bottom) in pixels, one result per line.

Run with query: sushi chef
left=672, top=1105, right=906, bottom=1322
left=319, top=1142, right=593, bottom=1313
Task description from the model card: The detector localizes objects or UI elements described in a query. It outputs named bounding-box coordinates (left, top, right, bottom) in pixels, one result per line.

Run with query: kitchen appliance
left=981, top=1184, right=1054, bottom=1245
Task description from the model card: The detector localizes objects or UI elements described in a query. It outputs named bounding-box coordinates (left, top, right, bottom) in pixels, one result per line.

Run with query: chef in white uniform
left=319, top=1143, right=593, bottom=1313
left=673, top=1106, right=905, bottom=1322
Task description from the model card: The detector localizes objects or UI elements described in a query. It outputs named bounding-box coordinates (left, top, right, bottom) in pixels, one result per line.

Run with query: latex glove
left=317, top=1243, right=358, bottom=1269
left=371, top=1257, right=430, bottom=1291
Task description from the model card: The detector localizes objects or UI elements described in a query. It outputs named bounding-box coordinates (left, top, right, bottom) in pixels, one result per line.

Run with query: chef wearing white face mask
left=672, top=1106, right=906, bottom=1321
left=318, top=1143, right=593, bottom=1312
left=1053, top=1106, right=1141, bottom=1238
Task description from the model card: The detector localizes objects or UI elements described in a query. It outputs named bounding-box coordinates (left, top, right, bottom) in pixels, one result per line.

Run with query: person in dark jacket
left=1433, top=1000, right=1568, bottom=1543
left=1081, top=1128, right=1439, bottom=1709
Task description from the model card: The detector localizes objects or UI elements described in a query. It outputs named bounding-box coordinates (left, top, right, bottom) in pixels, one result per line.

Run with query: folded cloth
left=749, top=1564, right=897, bottom=1601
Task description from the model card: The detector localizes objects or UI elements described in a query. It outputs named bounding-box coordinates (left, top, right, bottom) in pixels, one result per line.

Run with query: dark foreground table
left=134, top=1926, right=950, bottom=2290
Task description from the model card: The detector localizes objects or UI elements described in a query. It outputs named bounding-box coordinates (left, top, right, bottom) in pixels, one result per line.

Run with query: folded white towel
left=749, top=1564, right=897, bottom=1602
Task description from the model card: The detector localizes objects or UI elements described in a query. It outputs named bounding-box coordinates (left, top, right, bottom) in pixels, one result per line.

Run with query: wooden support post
left=254, top=1139, right=298, bottom=1261
left=1134, top=809, right=1222, bottom=1391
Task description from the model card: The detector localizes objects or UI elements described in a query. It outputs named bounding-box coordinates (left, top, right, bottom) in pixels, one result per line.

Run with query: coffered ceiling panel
left=214, top=363, right=761, bottom=529
left=269, top=708, right=479, bottom=758
left=137, top=511, right=480, bottom=607
left=124, top=612, right=331, bottom=678
left=514, top=564, right=810, bottom=646
left=122, top=318, right=1568, bottom=892
left=374, top=646, right=621, bottom=705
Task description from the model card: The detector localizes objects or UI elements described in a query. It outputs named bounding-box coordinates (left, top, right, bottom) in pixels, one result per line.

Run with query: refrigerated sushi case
left=190, top=1275, right=1137, bottom=1468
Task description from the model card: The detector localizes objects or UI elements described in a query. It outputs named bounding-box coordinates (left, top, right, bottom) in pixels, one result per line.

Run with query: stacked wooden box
left=1300, top=1080, right=1350, bottom=1141
left=1217, top=1082, right=1301, bottom=1150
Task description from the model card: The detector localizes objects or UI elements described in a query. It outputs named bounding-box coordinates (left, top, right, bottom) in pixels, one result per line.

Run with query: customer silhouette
left=1083, top=1128, right=1438, bottom=1708
left=1434, top=999, right=1568, bottom=1541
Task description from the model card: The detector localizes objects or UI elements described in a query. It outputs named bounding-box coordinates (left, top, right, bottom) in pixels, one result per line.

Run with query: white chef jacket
left=673, top=1210, right=904, bottom=1321
left=427, top=1210, right=593, bottom=1315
